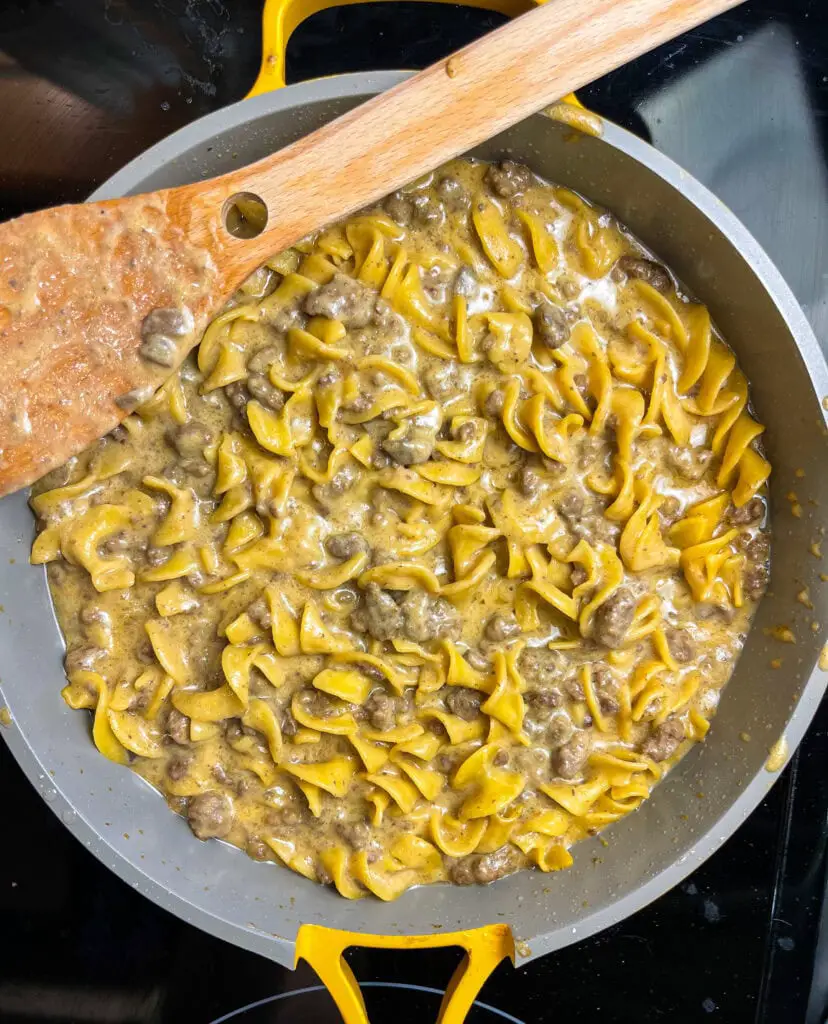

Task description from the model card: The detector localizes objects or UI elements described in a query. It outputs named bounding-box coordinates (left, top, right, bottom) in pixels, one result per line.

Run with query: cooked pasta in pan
left=31, top=158, right=771, bottom=898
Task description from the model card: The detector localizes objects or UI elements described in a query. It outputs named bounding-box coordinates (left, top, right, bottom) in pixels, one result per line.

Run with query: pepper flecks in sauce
left=31, top=159, right=771, bottom=899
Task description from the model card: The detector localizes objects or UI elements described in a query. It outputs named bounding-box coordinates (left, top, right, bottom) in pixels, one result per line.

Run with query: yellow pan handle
left=249, top=0, right=547, bottom=96
left=295, top=922, right=515, bottom=1024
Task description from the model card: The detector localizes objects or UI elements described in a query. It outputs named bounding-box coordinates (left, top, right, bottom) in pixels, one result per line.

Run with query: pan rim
left=2, top=70, right=827, bottom=967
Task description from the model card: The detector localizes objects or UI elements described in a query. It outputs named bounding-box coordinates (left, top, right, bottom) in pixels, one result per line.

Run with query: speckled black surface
left=0, top=2, right=827, bottom=1022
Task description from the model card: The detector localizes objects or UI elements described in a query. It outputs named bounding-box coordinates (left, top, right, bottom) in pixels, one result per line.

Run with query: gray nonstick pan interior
left=0, top=72, right=826, bottom=969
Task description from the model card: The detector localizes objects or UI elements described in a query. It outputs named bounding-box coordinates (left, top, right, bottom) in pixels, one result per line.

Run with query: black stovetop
left=1, top=2, right=827, bottom=1022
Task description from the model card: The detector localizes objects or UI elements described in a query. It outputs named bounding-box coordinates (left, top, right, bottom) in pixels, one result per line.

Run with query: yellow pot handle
left=249, top=0, right=558, bottom=96
left=295, top=922, right=515, bottom=1023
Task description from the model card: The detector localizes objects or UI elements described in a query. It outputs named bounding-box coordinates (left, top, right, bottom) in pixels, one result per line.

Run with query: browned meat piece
left=224, top=380, right=249, bottom=413
left=180, top=459, right=213, bottom=481
left=485, top=613, right=520, bottom=642
left=385, top=191, right=413, bottom=226
left=641, top=718, right=685, bottom=761
left=659, top=495, right=682, bottom=526
left=187, top=792, right=234, bottom=840
left=555, top=274, right=580, bottom=299
left=592, top=665, right=620, bottom=713
left=371, top=451, right=393, bottom=472
left=247, top=596, right=272, bottom=630
left=317, top=364, right=341, bottom=389
left=264, top=306, right=305, bottom=334
left=435, top=751, right=459, bottom=773
left=446, top=686, right=483, bottom=721
left=614, top=254, right=671, bottom=292
left=667, top=445, right=714, bottom=482
left=79, top=605, right=109, bottom=627
left=570, top=565, right=588, bottom=587
left=371, top=298, right=400, bottom=331
left=247, top=372, right=285, bottom=411
left=166, top=708, right=190, bottom=745
left=167, top=756, right=191, bottom=781
left=483, top=388, right=505, bottom=417
left=382, top=421, right=437, bottom=465
left=400, top=589, right=459, bottom=642
left=741, top=533, right=770, bottom=599
left=519, top=647, right=562, bottom=687
left=167, top=421, right=213, bottom=458
left=143, top=544, right=166, bottom=569
left=101, top=532, right=131, bottom=553
left=464, top=649, right=490, bottom=672
left=534, top=300, right=574, bottom=349
left=424, top=361, right=464, bottom=401
left=364, top=689, right=399, bottom=732
left=358, top=662, right=388, bottom=685
left=436, top=176, right=470, bottom=211
left=311, top=465, right=357, bottom=509
left=666, top=628, right=695, bottom=663
left=547, top=714, right=576, bottom=747
left=563, top=673, right=585, bottom=701
left=223, top=719, right=246, bottom=747
left=336, top=821, right=383, bottom=861
left=450, top=844, right=521, bottom=885
left=279, top=709, right=298, bottom=737
left=295, top=688, right=338, bottom=719
left=139, top=333, right=177, bottom=367
left=555, top=730, right=590, bottom=779
left=266, top=804, right=304, bottom=829
left=304, top=273, right=374, bottom=328
left=247, top=345, right=282, bottom=374
left=493, top=749, right=510, bottom=767
left=557, top=490, right=584, bottom=523
left=344, top=393, right=372, bottom=415
left=744, top=561, right=770, bottom=599
left=518, top=464, right=543, bottom=498
left=728, top=497, right=765, bottom=525
left=247, top=838, right=270, bottom=861
left=511, top=746, right=548, bottom=783
left=744, top=533, right=770, bottom=563
left=142, top=306, right=193, bottom=341
left=485, top=160, right=533, bottom=199
left=592, top=588, right=636, bottom=648
left=325, top=532, right=369, bottom=560
left=161, top=463, right=186, bottom=486
left=353, top=584, right=404, bottom=641
left=543, top=457, right=567, bottom=480
left=525, top=689, right=563, bottom=717
left=412, top=193, right=444, bottom=226
left=64, top=644, right=103, bottom=674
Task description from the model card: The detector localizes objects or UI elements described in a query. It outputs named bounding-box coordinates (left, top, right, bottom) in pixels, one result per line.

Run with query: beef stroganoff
left=30, top=159, right=771, bottom=899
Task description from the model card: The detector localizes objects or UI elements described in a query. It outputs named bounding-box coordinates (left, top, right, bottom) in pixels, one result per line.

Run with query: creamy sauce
left=31, top=159, right=771, bottom=899
left=765, top=736, right=788, bottom=773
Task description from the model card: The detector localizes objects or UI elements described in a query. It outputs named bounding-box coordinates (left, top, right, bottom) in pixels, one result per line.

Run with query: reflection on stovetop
left=0, top=1, right=827, bottom=1022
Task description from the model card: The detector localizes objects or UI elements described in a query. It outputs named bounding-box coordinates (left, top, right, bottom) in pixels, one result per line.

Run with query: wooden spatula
left=0, top=0, right=741, bottom=497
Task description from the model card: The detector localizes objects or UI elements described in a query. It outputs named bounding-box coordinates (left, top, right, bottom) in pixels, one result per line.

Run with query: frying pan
left=1, top=1, right=827, bottom=1020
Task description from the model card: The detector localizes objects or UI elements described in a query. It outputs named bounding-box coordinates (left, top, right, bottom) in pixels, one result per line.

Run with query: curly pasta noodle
left=31, top=158, right=771, bottom=899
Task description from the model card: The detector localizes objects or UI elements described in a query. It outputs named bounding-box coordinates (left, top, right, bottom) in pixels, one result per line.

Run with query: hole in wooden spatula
left=223, top=192, right=268, bottom=239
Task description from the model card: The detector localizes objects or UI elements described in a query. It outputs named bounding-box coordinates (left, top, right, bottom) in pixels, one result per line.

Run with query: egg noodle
left=31, top=159, right=771, bottom=899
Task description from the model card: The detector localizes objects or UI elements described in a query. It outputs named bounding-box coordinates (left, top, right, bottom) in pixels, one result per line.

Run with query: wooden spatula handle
left=187, top=0, right=743, bottom=283
left=0, top=0, right=742, bottom=497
